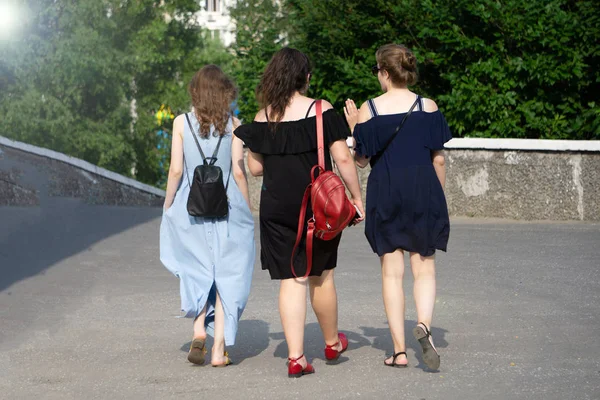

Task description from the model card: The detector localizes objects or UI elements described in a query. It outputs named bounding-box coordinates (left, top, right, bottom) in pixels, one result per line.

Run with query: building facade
left=196, top=0, right=236, bottom=46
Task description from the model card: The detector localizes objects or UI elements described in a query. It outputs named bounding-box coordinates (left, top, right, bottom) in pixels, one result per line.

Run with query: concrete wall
left=3, top=134, right=597, bottom=221
left=445, top=149, right=599, bottom=221
left=0, top=137, right=164, bottom=207
left=246, top=138, right=600, bottom=221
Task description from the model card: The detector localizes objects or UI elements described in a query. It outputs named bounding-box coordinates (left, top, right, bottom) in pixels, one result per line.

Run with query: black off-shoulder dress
left=234, top=109, right=350, bottom=280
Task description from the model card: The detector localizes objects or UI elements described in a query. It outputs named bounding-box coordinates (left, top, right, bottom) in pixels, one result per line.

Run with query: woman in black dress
left=234, top=48, right=364, bottom=377
left=345, top=44, right=450, bottom=370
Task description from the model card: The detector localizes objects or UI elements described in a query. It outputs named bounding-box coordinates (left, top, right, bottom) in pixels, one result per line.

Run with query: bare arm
left=432, top=151, right=446, bottom=189
left=244, top=109, right=267, bottom=177
left=353, top=102, right=372, bottom=168
left=163, top=115, right=185, bottom=210
left=231, top=118, right=251, bottom=208
left=247, top=151, right=264, bottom=177
left=330, top=140, right=365, bottom=221
left=422, top=99, right=446, bottom=189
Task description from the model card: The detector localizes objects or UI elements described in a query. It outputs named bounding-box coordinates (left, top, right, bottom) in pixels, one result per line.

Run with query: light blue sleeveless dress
left=160, top=113, right=255, bottom=346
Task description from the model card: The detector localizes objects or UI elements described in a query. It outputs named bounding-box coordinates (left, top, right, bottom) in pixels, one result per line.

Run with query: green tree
left=229, top=0, right=286, bottom=122
left=115, top=0, right=233, bottom=185
left=0, top=0, right=235, bottom=187
left=0, top=0, right=134, bottom=173
left=284, top=0, right=600, bottom=139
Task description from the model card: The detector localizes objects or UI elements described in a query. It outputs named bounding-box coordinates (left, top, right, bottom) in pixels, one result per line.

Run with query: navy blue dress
left=353, top=97, right=451, bottom=257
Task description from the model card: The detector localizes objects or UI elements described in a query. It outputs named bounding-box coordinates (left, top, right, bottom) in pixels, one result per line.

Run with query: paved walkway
left=1, top=207, right=599, bottom=399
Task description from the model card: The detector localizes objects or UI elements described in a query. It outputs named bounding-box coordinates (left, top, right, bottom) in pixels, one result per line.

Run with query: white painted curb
left=0, top=136, right=165, bottom=197
left=445, top=138, right=600, bottom=152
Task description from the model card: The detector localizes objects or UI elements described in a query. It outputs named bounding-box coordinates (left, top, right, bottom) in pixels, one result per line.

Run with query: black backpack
left=184, top=113, right=231, bottom=218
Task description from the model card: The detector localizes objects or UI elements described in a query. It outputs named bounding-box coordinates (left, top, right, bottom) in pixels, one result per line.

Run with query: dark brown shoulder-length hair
left=188, top=65, right=237, bottom=137
left=256, top=47, right=312, bottom=126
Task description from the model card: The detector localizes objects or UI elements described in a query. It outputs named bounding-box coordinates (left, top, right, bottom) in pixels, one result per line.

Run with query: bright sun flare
left=0, top=3, right=19, bottom=38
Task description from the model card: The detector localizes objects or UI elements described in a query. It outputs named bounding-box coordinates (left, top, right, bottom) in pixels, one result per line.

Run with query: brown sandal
left=413, top=323, right=440, bottom=370
left=187, top=338, right=207, bottom=365
left=212, top=351, right=232, bottom=368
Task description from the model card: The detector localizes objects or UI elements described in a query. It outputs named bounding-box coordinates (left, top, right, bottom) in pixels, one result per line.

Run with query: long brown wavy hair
left=256, top=47, right=312, bottom=127
left=188, top=65, right=237, bottom=137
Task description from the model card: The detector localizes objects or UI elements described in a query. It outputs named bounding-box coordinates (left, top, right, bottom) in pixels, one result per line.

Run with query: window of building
left=205, top=0, right=220, bottom=12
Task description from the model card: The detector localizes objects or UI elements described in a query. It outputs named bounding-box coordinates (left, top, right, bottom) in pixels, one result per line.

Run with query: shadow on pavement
left=270, top=322, right=372, bottom=363
left=0, top=201, right=161, bottom=292
left=180, top=319, right=270, bottom=365
left=360, top=321, right=449, bottom=371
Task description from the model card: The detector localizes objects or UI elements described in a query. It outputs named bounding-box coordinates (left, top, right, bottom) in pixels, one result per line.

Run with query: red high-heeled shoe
left=324, top=332, right=349, bottom=361
left=287, top=354, right=315, bottom=378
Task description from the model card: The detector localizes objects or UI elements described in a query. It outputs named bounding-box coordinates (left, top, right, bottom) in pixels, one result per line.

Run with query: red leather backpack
left=291, top=100, right=356, bottom=278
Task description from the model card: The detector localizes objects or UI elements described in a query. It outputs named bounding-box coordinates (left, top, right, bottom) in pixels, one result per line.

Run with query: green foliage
left=229, top=0, right=286, bottom=122
left=282, top=0, right=600, bottom=139
left=0, top=0, right=234, bottom=187
left=0, top=0, right=135, bottom=172
left=1, top=0, right=597, bottom=194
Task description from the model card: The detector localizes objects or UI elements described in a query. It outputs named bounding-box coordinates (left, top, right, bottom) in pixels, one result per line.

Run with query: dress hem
left=264, top=264, right=337, bottom=280
left=374, top=245, right=447, bottom=258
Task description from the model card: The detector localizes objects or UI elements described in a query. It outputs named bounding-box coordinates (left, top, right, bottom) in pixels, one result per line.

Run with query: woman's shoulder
left=420, top=97, right=438, bottom=112
left=172, top=113, right=188, bottom=138
left=366, top=96, right=440, bottom=119
left=319, top=99, right=334, bottom=112
left=232, top=116, right=241, bottom=130
left=253, top=109, right=267, bottom=123
left=174, top=112, right=191, bottom=127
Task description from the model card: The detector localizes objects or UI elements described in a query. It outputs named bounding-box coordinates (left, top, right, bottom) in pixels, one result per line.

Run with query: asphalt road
left=1, top=207, right=599, bottom=400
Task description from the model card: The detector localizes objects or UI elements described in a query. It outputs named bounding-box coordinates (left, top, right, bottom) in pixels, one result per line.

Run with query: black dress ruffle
left=235, top=109, right=349, bottom=154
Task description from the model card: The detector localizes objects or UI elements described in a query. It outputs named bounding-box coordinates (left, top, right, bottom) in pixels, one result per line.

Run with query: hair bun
left=401, top=52, right=417, bottom=72
left=376, top=44, right=418, bottom=87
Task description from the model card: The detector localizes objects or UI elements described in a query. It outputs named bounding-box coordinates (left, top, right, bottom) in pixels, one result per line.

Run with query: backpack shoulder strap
left=290, top=184, right=314, bottom=278
left=208, top=114, right=233, bottom=164
left=290, top=102, right=325, bottom=278
left=185, top=113, right=207, bottom=162
left=315, top=100, right=325, bottom=170
left=209, top=134, right=224, bottom=164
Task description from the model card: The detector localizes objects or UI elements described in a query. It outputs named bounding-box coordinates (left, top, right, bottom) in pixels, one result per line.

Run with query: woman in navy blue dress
left=345, top=44, right=451, bottom=370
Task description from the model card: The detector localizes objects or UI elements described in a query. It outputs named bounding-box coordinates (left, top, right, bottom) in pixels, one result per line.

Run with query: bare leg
left=211, top=291, right=227, bottom=365
left=410, top=252, right=440, bottom=369
left=188, top=304, right=208, bottom=364
left=381, top=250, right=408, bottom=366
left=280, top=277, right=308, bottom=368
left=193, top=304, right=207, bottom=340
left=309, top=269, right=342, bottom=351
left=410, top=253, right=436, bottom=329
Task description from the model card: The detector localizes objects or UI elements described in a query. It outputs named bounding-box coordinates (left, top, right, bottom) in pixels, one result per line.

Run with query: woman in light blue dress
left=160, top=65, right=255, bottom=367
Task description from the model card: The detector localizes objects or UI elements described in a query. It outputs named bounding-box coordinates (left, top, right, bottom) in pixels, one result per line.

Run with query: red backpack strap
left=291, top=185, right=314, bottom=278
left=290, top=100, right=324, bottom=278
left=315, top=99, right=325, bottom=170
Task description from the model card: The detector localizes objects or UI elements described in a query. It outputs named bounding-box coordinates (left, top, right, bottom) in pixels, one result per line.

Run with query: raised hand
left=344, top=99, right=359, bottom=133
